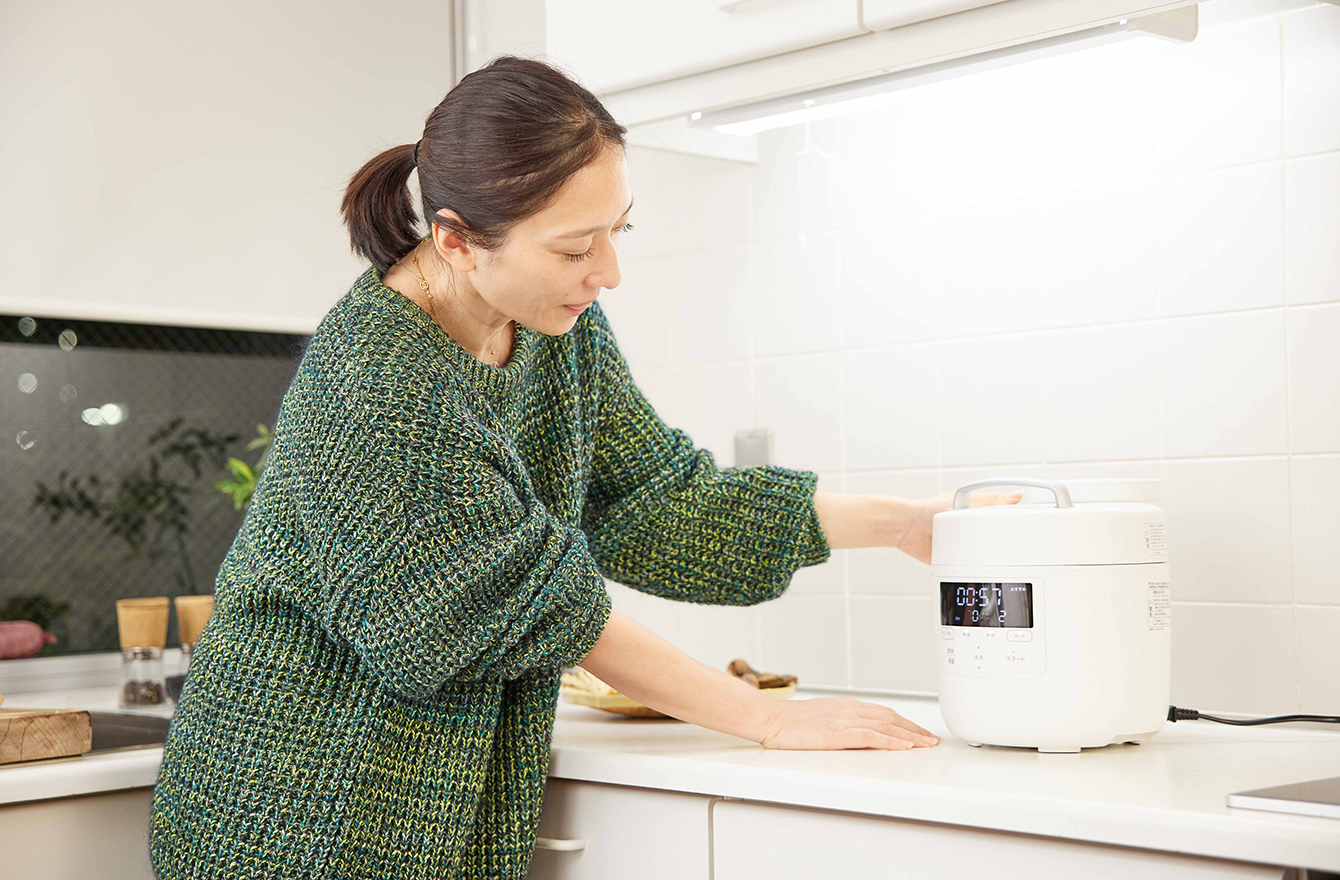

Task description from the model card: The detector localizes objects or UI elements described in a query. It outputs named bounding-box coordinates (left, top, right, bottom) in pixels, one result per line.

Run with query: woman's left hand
left=893, top=490, right=1023, bottom=565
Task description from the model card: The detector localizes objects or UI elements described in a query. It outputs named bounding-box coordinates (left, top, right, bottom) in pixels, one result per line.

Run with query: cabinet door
left=543, top=0, right=864, bottom=95
left=528, top=778, right=713, bottom=879
left=0, top=788, right=156, bottom=880
left=712, top=799, right=1291, bottom=880
left=862, top=0, right=1010, bottom=31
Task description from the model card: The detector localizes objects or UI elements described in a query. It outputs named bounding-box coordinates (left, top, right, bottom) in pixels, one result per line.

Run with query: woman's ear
left=430, top=208, right=479, bottom=273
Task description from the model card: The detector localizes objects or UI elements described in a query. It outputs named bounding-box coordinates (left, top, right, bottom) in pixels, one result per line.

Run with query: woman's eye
left=563, top=223, right=633, bottom=263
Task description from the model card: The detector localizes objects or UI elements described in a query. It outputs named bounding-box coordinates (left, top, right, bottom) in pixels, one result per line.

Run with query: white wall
left=0, top=0, right=455, bottom=333
left=597, top=0, right=1340, bottom=717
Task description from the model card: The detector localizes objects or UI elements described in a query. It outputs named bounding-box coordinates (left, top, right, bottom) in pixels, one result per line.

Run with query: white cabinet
left=543, top=0, right=866, bottom=95
left=0, top=788, right=156, bottom=880
left=862, top=0, right=1010, bottom=31
left=711, top=799, right=1293, bottom=880
left=528, top=778, right=714, bottom=879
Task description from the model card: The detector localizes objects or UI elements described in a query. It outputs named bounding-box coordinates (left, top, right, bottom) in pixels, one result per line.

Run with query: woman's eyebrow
left=552, top=197, right=634, bottom=239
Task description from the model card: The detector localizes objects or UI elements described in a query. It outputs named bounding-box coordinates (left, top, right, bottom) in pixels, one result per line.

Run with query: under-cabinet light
left=688, top=8, right=1197, bottom=136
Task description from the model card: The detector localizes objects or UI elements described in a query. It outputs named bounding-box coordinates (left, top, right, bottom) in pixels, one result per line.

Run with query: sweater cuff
left=558, top=550, right=614, bottom=670
left=747, top=465, right=832, bottom=569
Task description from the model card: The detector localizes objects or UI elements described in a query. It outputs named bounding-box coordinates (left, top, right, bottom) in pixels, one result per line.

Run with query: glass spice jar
left=120, top=645, right=167, bottom=707
left=165, top=641, right=194, bottom=705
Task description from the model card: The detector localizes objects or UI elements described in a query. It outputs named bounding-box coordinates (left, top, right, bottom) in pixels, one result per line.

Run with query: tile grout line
left=1278, top=12, right=1305, bottom=713
left=831, top=158, right=856, bottom=693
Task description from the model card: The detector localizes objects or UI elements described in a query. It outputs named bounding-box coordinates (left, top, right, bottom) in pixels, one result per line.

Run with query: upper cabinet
left=863, top=0, right=1009, bottom=30
left=544, top=0, right=866, bottom=95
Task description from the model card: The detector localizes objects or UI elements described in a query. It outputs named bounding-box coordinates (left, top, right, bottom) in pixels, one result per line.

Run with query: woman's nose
left=593, top=244, right=620, bottom=291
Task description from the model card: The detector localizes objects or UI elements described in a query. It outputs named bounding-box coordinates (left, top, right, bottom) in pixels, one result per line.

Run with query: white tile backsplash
left=758, top=592, right=848, bottom=688
left=1160, top=457, right=1294, bottom=604
left=670, top=243, right=751, bottom=364
left=932, top=184, right=1158, bottom=338
left=1282, top=3, right=1340, bottom=157
left=841, top=345, right=938, bottom=471
left=610, top=2, right=1340, bottom=716
left=1151, top=14, right=1282, bottom=176
left=599, top=256, right=674, bottom=374
left=750, top=232, right=843, bottom=356
left=1284, top=152, right=1340, bottom=305
left=1158, top=310, right=1289, bottom=458
left=1154, top=162, right=1284, bottom=317
left=753, top=353, right=842, bottom=471
left=671, top=151, right=752, bottom=251
left=938, top=334, right=1049, bottom=467
left=1170, top=603, right=1298, bottom=716
left=1289, top=455, right=1340, bottom=605
left=1296, top=606, right=1340, bottom=714
left=849, top=596, right=939, bottom=694
left=1041, top=323, right=1161, bottom=462
left=838, top=219, right=939, bottom=346
left=1287, top=303, right=1340, bottom=453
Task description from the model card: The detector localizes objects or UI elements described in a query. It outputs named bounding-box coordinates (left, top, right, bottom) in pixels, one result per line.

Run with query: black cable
left=1167, top=706, right=1340, bottom=726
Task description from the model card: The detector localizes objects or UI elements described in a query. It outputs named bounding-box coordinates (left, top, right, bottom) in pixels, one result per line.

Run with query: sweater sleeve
left=579, top=305, right=831, bottom=606
left=284, top=352, right=611, bottom=701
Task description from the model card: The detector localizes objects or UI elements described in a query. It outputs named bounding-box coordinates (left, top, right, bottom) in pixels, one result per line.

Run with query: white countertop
left=0, top=686, right=170, bottom=806
left=548, top=692, right=1340, bottom=873
left=3, top=686, right=1338, bottom=872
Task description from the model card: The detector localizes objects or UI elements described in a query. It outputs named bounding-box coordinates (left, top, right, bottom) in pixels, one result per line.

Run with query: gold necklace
left=410, top=242, right=511, bottom=367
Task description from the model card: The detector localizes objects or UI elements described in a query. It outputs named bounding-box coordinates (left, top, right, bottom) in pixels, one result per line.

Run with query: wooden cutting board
left=0, top=707, right=94, bottom=765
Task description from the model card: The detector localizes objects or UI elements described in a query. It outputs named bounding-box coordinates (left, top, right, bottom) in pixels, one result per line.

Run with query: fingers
left=864, top=718, right=939, bottom=747
left=968, top=491, right=1023, bottom=507
left=846, top=727, right=915, bottom=750
left=851, top=702, right=937, bottom=739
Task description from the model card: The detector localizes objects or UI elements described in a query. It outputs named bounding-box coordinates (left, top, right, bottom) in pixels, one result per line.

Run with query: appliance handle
left=534, top=836, right=587, bottom=852
left=952, top=478, right=1073, bottom=510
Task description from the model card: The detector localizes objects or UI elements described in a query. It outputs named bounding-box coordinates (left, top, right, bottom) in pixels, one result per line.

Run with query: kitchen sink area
left=87, top=712, right=172, bottom=754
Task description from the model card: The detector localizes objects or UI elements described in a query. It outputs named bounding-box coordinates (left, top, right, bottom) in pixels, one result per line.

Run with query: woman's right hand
left=758, top=696, right=941, bottom=750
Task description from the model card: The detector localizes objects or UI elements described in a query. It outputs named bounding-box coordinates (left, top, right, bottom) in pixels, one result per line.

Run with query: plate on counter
left=560, top=682, right=797, bottom=718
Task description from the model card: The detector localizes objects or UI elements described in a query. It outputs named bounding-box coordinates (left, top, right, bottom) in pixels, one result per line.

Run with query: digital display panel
left=940, top=582, right=1033, bottom=628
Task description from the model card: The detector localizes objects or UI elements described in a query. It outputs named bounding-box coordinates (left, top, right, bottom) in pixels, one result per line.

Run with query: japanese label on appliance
left=1148, top=581, right=1171, bottom=630
left=1145, top=522, right=1168, bottom=557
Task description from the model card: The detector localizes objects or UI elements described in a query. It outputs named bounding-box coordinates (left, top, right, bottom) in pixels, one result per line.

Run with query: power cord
left=1167, top=706, right=1340, bottom=726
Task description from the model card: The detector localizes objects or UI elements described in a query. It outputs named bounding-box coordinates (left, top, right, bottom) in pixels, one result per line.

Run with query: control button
left=1007, top=630, right=1033, bottom=642
left=941, top=628, right=954, bottom=640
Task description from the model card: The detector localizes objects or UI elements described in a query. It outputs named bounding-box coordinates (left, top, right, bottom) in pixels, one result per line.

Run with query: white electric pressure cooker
left=931, top=477, right=1171, bottom=753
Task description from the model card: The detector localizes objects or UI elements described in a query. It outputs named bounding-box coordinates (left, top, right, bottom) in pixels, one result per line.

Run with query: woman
left=148, top=55, right=1019, bottom=880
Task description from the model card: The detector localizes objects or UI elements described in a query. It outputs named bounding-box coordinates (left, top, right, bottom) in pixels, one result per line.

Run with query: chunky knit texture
left=148, top=264, right=831, bottom=879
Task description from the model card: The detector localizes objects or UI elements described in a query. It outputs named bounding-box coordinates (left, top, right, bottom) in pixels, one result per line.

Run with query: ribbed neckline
left=355, top=265, right=539, bottom=397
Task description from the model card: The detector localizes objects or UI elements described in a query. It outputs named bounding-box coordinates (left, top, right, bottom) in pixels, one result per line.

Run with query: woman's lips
left=563, top=301, right=594, bottom=314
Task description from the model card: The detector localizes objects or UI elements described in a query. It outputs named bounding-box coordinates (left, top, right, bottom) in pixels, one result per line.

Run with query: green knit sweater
left=148, top=264, right=831, bottom=879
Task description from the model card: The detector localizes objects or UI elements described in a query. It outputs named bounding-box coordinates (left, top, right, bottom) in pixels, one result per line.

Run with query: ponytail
left=340, top=142, right=421, bottom=276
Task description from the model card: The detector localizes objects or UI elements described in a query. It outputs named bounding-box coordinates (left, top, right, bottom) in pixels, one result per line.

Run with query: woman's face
left=453, top=144, right=633, bottom=336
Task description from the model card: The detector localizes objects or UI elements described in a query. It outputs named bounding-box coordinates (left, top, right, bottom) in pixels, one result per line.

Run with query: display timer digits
left=939, top=582, right=1033, bottom=628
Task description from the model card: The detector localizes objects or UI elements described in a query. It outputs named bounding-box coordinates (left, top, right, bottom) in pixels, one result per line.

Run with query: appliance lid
left=932, top=477, right=1167, bottom=567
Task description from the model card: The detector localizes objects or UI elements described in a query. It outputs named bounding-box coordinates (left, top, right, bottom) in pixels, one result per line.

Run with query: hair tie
left=412, top=139, right=421, bottom=167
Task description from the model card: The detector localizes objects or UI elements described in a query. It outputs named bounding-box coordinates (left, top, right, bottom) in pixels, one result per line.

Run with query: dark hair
left=340, top=55, right=628, bottom=276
